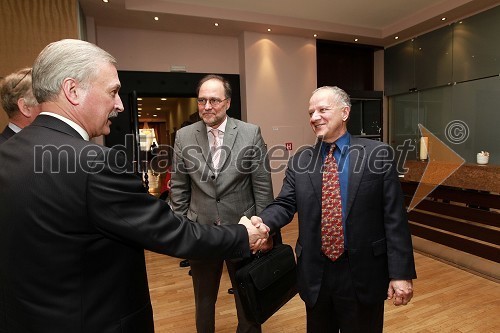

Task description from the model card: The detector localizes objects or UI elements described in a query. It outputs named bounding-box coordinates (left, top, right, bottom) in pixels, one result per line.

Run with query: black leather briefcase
left=235, top=243, right=298, bottom=324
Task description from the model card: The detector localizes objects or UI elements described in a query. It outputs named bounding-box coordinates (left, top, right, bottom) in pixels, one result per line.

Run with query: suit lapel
left=345, top=137, right=367, bottom=219
left=194, top=121, right=211, bottom=168
left=308, top=142, right=324, bottom=208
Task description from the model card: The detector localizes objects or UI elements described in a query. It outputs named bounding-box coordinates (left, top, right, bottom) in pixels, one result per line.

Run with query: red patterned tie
left=321, top=144, right=344, bottom=261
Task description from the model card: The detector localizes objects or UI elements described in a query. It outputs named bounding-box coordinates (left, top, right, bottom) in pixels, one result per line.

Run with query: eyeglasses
left=197, top=97, right=228, bottom=107
left=12, top=70, right=31, bottom=90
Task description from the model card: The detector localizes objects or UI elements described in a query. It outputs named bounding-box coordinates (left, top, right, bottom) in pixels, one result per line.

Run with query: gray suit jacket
left=170, top=117, right=273, bottom=225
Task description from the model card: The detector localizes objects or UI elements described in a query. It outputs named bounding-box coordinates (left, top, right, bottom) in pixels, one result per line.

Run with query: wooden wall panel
left=0, top=0, right=79, bottom=129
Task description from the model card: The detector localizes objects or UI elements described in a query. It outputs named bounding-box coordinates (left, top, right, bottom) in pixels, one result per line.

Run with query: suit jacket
left=170, top=117, right=273, bottom=225
left=0, top=126, right=15, bottom=145
left=0, top=115, right=250, bottom=333
left=259, top=135, right=416, bottom=307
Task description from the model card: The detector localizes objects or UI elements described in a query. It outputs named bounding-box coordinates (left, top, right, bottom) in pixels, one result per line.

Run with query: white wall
left=239, top=32, right=317, bottom=195
left=96, top=26, right=240, bottom=74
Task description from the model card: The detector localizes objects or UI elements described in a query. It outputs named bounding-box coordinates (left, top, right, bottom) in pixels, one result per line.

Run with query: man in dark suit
left=0, top=67, right=41, bottom=144
left=253, top=86, right=416, bottom=332
left=170, top=75, right=274, bottom=333
left=0, top=39, right=269, bottom=333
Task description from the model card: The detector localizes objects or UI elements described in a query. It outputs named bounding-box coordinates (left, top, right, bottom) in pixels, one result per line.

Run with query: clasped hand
left=387, top=279, right=414, bottom=306
left=238, top=216, right=271, bottom=254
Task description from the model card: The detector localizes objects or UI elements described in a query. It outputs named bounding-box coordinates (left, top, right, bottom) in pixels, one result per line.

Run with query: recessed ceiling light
left=138, top=108, right=142, bottom=111
left=138, top=114, right=141, bottom=117
left=154, top=16, right=159, bottom=21
left=153, top=114, right=158, bottom=117
left=161, top=98, right=167, bottom=101
left=214, top=23, right=219, bottom=27
left=441, top=17, right=446, bottom=21
left=354, top=38, right=359, bottom=42
left=137, top=98, right=143, bottom=101
left=156, top=107, right=161, bottom=111
left=313, top=34, right=318, bottom=38
left=102, top=0, right=108, bottom=3
left=267, top=28, right=271, bottom=32
left=394, top=36, right=399, bottom=40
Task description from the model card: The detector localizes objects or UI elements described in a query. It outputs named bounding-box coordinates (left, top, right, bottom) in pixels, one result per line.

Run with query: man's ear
left=342, top=106, right=350, bottom=122
left=16, top=98, right=32, bottom=118
left=61, top=78, right=80, bottom=106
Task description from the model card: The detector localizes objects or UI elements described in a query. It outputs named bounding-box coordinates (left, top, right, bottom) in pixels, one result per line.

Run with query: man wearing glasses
left=170, top=74, right=274, bottom=333
left=0, top=68, right=41, bottom=144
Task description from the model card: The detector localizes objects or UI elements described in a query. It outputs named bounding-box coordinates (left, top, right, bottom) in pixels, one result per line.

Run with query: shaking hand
left=238, top=216, right=269, bottom=254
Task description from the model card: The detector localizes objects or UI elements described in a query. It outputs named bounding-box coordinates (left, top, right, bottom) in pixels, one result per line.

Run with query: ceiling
left=79, top=0, right=498, bottom=47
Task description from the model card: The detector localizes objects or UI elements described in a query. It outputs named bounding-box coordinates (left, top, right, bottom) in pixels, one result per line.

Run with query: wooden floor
left=145, top=219, right=500, bottom=332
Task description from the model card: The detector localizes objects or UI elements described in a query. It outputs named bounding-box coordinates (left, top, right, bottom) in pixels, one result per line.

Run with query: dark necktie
left=321, top=144, right=344, bottom=261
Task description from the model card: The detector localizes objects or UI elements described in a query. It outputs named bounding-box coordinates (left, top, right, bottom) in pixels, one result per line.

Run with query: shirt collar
left=206, top=116, right=228, bottom=134
left=320, top=131, right=350, bottom=155
left=8, top=122, right=22, bottom=134
left=40, top=112, right=90, bottom=141
left=335, top=131, right=350, bottom=155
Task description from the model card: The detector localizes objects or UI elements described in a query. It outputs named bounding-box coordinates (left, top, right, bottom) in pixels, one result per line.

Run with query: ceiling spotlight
left=138, top=108, right=142, bottom=111
left=267, top=28, right=272, bottom=32
left=153, top=114, right=158, bottom=117
left=313, top=34, right=318, bottom=38
left=354, top=38, right=359, bottom=42
left=394, top=36, right=399, bottom=40
left=214, top=23, right=219, bottom=27
left=137, top=98, right=143, bottom=101
left=156, top=107, right=161, bottom=111
left=154, top=16, right=159, bottom=21
left=102, top=0, right=109, bottom=3
left=161, top=98, right=167, bottom=101
left=441, top=17, right=446, bottom=21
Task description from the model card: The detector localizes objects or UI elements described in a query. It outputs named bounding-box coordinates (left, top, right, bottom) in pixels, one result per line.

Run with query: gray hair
left=32, top=39, right=117, bottom=103
left=0, top=67, right=38, bottom=118
left=312, top=86, right=351, bottom=108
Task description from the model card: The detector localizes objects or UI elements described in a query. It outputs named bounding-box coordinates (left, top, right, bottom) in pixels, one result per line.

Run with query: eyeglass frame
left=196, top=97, right=228, bottom=107
left=12, top=69, right=32, bottom=90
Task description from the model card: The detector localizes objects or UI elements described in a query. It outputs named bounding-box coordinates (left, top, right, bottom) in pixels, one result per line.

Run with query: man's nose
left=310, top=111, right=321, bottom=121
left=116, top=96, right=124, bottom=112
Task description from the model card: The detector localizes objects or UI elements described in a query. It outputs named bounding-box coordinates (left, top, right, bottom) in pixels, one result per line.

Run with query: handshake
left=238, top=216, right=272, bottom=254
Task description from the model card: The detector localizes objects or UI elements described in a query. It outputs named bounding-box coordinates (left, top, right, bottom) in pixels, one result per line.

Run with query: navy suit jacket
left=0, top=115, right=250, bottom=332
left=259, top=135, right=416, bottom=307
left=0, top=126, right=15, bottom=145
